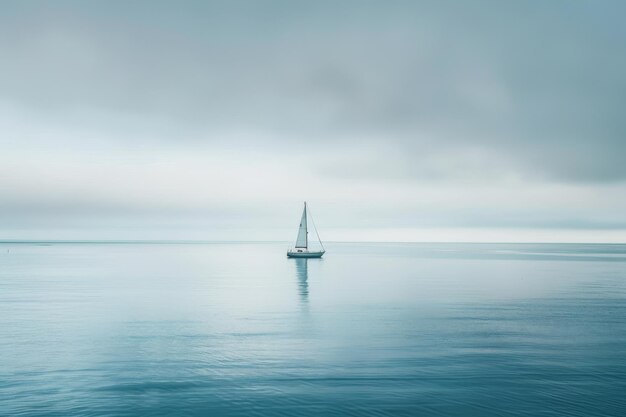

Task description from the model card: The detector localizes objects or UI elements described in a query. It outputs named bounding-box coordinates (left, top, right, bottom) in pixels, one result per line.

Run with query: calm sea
left=1, top=242, right=625, bottom=416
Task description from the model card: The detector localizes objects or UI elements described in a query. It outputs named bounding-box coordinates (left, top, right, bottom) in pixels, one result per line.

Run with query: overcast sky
left=1, top=0, right=625, bottom=242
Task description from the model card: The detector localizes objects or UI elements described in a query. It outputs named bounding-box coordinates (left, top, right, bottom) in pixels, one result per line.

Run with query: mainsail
left=295, top=203, right=308, bottom=248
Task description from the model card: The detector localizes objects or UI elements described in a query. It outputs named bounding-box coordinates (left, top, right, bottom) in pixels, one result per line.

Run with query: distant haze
left=1, top=1, right=625, bottom=242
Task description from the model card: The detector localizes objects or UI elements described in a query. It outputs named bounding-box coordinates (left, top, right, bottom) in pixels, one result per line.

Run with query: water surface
left=1, top=242, right=625, bottom=416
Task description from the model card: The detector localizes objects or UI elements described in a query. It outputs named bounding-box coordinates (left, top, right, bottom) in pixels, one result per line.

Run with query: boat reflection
left=294, top=258, right=309, bottom=304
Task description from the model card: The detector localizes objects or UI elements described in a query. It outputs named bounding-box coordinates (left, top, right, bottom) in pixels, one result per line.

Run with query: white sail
left=295, top=203, right=308, bottom=248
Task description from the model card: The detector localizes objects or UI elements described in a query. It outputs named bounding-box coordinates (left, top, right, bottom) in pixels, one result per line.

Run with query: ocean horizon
left=3, top=1, right=626, bottom=415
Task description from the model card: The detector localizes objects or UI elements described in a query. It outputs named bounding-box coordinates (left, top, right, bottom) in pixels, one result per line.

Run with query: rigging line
left=307, top=206, right=325, bottom=251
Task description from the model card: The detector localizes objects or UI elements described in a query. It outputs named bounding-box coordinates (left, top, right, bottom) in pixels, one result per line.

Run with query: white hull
left=287, top=250, right=325, bottom=258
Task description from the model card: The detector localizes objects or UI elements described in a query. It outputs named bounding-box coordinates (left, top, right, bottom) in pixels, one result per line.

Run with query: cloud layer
left=1, top=1, right=625, bottom=240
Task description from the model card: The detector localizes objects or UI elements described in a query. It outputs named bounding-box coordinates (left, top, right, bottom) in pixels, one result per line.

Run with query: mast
left=295, top=201, right=308, bottom=248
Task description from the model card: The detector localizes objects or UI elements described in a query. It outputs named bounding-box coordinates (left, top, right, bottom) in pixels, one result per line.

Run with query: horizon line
left=0, top=239, right=624, bottom=245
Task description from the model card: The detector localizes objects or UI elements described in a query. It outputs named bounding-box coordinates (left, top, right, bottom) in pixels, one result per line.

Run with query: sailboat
left=287, top=202, right=325, bottom=258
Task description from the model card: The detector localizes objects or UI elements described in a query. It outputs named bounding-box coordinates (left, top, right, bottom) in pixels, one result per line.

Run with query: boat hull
left=287, top=250, right=325, bottom=258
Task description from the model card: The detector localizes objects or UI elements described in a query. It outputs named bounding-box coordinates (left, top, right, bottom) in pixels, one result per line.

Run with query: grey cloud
left=1, top=0, right=625, bottom=183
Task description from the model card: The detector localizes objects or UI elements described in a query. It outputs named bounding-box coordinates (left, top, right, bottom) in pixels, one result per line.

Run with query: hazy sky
left=1, top=0, right=625, bottom=242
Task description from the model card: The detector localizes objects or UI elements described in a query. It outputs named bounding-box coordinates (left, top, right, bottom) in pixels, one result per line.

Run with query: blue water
left=1, top=242, right=625, bottom=416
